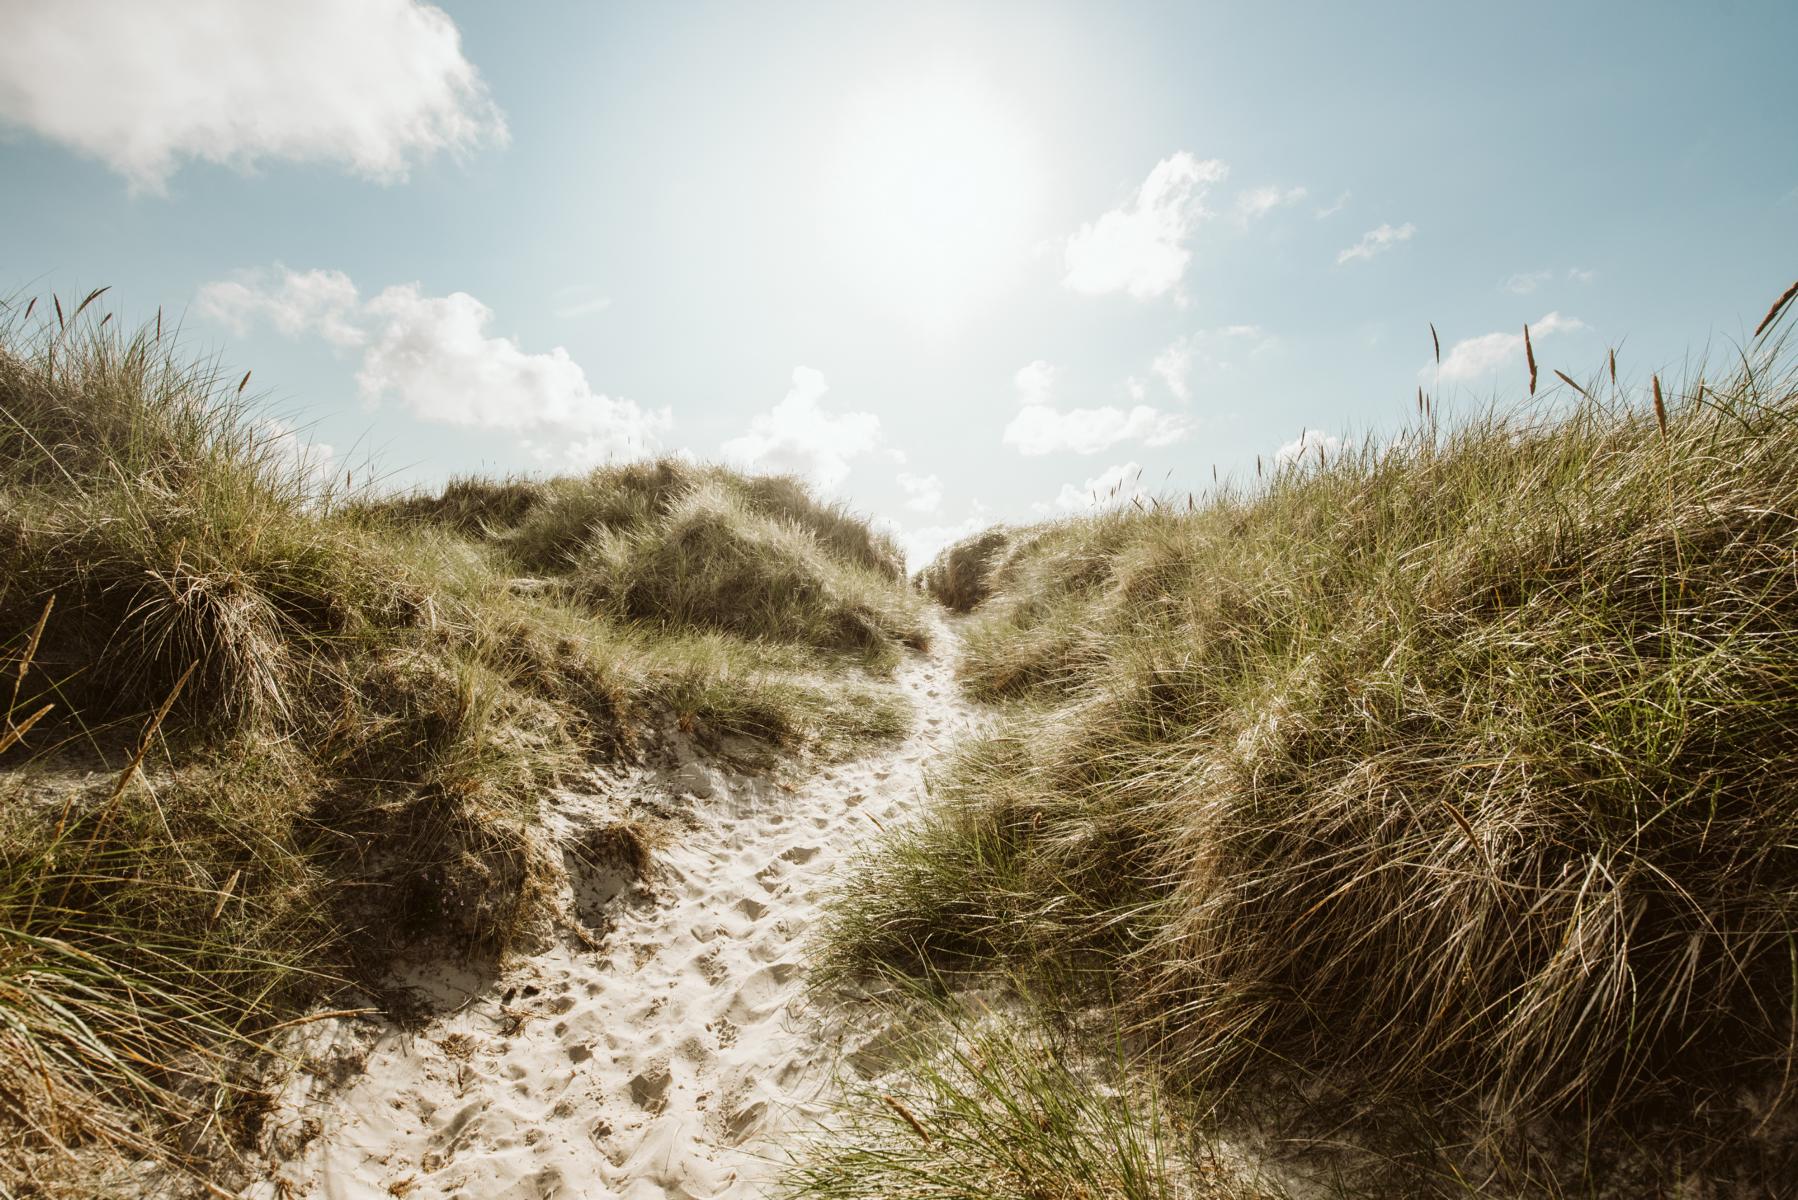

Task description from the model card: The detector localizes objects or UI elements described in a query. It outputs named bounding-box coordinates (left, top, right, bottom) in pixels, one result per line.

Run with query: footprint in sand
left=630, top=1060, right=672, bottom=1111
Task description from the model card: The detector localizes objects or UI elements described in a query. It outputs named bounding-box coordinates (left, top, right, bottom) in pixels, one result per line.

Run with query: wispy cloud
left=0, top=0, right=505, bottom=192
left=722, top=367, right=881, bottom=491
left=1505, top=267, right=1595, bottom=294
left=197, top=265, right=668, bottom=464
left=1337, top=222, right=1416, bottom=265
left=1314, top=190, right=1352, bottom=219
left=1432, top=311, right=1586, bottom=383
left=896, top=472, right=943, bottom=514
left=1013, top=360, right=1059, bottom=407
left=1234, top=184, right=1308, bottom=222
left=1502, top=269, right=1554, bottom=295
left=1062, top=151, right=1228, bottom=301
left=551, top=285, right=613, bottom=319
left=1152, top=324, right=1273, bottom=400
left=1005, top=405, right=1189, bottom=456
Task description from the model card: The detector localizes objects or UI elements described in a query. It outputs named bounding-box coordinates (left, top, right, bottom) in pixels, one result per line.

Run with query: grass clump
left=821, top=294, right=1798, bottom=1192
left=782, top=998, right=1211, bottom=1200
left=363, top=457, right=925, bottom=663
left=915, top=527, right=1011, bottom=612
left=0, top=289, right=919, bottom=1192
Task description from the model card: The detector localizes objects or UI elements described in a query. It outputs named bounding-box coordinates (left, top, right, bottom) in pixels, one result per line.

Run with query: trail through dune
left=251, top=613, right=978, bottom=1200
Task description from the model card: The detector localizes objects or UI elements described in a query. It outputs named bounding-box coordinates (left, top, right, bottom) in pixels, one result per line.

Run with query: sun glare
left=821, top=65, right=1042, bottom=336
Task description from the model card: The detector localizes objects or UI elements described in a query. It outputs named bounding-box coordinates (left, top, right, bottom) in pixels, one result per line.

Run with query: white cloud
left=1235, top=185, right=1308, bottom=221
left=1004, top=357, right=1189, bottom=454
left=1503, top=269, right=1554, bottom=295
left=1152, top=340, right=1194, bottom=401
left=199, top=267, right=669, bottom=464
left=199, top=267, right=366, bottom=348
left=896, top=472, right=942, bottom=514
left=1314, top=190, right=1351, bottom=218
left=1275, top=429, right=1343, bottom=465
left=1004, top=404, right=1188, bottom=456
left=886, top=505, right=990, bottom=570
left=1062, top=151, right=1228, bottom=300
left=1014, top=360, right=1059, bottom=407
left=1151, top=324, right=1273, bottom=401
left=1567, top=267, right=1596, bottom=284
left=722, top=367, right=881, bottom=491
left=1337, top=222, right=1416, bottom=265
left=0, top=0, right=505, bottom=192
left=355, top=286, right=666, bottom=460
left=1433, top=311, right=1586, bottom=383
left=1042, top=461, right=1146, bottom=513
left=259, top=418, right=338, bottom=489
left=897, top=472, right=944, bottom=514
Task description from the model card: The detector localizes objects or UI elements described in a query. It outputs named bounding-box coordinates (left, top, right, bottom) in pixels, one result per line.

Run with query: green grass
left=819, top=296, right=1798, bottom=1193
left=0, top=289, right=921, bottom=1192
left=780, top=992, right=1228, bottom=1200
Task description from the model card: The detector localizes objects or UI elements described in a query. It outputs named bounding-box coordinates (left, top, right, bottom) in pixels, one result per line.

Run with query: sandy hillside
left=246, top=613, right=978, bottom=1200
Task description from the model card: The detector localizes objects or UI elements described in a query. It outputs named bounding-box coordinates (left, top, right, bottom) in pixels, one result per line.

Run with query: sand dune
left=247, top=614, right=978, bottom=1200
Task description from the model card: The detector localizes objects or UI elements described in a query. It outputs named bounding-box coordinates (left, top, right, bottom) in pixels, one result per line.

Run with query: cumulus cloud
left=722, top=367, right=881, bottom=491
left=1001, top=361, right=1189, bottom=455
left=1337, top=222, right=1416, bottom=265
left=1566, top=267, right=1596, bottom=284
left=897, top=472, right=943, bottom=514
left=1062, top=151, right=1228, bottom=300
left=199, top=268, right=366, bottom=348
left=1235, top=185, right=1308, bottom=221
left=356, top=286, right=666, bottom=459
left=1275, top=429, right=1343, bottom=465
left=199, top=266, right=669, bottom=464
left=1433, top=311, right=1586, bottom=383
left=1043, top=462, right=1146, bottom=513
left=0, top=0, right=505, bottom=191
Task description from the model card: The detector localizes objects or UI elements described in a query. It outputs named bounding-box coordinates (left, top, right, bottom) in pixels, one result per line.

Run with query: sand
left=246, top=614, right=979, bottom=1200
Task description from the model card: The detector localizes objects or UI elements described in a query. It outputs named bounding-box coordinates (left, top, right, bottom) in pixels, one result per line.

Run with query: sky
left=2, top=0, right=1795, bottom=564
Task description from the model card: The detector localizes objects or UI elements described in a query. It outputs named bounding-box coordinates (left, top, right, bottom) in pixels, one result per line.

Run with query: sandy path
left=251, top=614, right=976, bottom=1200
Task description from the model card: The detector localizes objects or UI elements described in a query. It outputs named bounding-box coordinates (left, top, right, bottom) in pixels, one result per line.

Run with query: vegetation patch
left=0, top=291, right=918, bottom=1193
left=782, top=997, right=1205, bottom=1200
left=819, top=297, right=1798, bottom=1194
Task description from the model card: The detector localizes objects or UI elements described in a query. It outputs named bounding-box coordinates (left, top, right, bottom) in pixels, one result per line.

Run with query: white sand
left=247, top=615, right=978, bottom=1200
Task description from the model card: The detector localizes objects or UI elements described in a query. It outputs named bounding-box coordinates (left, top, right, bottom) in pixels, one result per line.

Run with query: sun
left=820, top=63, right=1043, bottom=336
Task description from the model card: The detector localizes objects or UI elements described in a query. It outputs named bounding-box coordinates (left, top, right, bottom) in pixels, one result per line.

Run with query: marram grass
left=0, top=289, right=919, bottom=1193
left=825, top=292, right=1798, bottom=1194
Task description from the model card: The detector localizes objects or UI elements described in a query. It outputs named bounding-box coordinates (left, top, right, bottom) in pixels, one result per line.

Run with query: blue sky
left=3, top=0, right=1794, bottom=562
